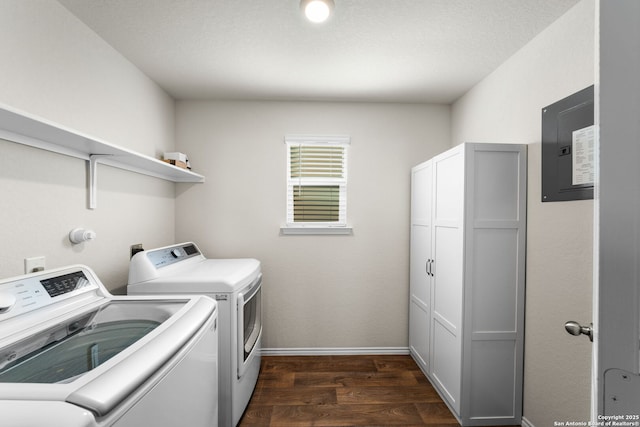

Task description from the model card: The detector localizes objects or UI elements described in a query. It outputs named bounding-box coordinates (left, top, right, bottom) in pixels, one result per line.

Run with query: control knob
left=0, top=292, right=17, bottom=314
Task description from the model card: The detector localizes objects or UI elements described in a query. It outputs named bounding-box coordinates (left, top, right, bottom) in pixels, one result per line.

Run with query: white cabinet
left=409, top=143, right=527, bottom=426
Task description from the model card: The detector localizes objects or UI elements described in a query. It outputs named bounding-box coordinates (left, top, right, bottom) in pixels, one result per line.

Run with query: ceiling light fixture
left=300, top=0, right=335, bottom=23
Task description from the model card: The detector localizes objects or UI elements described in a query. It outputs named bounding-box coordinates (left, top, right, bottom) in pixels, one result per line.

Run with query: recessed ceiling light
left=300, top=0, right=335, bottom=23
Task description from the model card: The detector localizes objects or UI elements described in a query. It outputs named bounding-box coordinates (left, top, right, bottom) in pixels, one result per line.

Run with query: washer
left=127, top=242, right=261, bottom=427
left=0, top=264, right=218, bottom=427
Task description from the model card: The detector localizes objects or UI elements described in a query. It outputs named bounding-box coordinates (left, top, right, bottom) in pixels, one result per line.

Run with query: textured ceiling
left=58, top=0, right=580, bottom=103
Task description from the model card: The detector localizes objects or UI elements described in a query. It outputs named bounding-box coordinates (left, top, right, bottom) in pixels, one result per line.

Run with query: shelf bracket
left=89, top=154, right=113, bottom=210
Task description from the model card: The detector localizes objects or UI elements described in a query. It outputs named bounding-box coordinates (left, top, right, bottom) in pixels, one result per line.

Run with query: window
left=283, top=135, right=351, bottom=234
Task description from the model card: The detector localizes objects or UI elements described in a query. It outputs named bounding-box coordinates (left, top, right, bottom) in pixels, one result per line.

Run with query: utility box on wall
left=541, top=85, right=594, bottom=202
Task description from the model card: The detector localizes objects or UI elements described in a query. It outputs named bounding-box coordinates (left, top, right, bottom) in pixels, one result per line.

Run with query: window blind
left=292, top=185, right=341, bottom=222
left=290, top=145, right=345, bottom=179
left=285, top=136, right=349, bottom=226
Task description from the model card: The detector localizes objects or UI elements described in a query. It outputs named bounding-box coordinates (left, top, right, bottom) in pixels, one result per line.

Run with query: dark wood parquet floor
left=238, top=355, right=519, bottom=427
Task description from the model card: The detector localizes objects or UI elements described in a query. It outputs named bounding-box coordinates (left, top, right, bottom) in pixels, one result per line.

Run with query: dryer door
left=237, top=275, right=262, bottom=378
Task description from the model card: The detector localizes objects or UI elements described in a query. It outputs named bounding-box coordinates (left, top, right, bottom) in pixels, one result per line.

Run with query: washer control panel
left=146, top=243, right=201, bottom=269
left=0, top=267, right=99, bottom=320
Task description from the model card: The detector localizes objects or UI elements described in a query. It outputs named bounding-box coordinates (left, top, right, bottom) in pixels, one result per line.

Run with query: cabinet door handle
left=431, top=259, right=435, bottom=277
left=426, top=260, right=430, bottom=276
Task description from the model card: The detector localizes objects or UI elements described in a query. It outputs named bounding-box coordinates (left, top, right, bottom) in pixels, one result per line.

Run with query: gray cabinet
left=409, top=143, right=527, bottom=426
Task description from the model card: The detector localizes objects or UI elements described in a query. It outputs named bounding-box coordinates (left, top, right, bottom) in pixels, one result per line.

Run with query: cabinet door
left=410, top=224, right=431, bottom=371
left=430, top=147, right=464, bottom=412
left=409, top=161, right=432, bottom=372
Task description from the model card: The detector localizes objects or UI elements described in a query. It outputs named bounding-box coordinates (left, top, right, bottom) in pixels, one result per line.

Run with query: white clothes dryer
left=127, top=242, right=261, bottom=427
left=0, top=264, right=218, bottom=427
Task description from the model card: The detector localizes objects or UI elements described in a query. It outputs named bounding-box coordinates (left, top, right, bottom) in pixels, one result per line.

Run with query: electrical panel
left=541, top=85, right=594, bottom=202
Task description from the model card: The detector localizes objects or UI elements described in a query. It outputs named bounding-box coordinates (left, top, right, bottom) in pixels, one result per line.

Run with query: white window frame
left=281, top=135, right=352, bottom=235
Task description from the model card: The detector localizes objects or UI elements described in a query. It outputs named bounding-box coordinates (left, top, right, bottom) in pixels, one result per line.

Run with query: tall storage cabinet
left=409, top=143, right=527, bottom=426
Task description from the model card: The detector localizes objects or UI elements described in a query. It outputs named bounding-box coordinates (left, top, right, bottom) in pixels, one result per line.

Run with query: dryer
left=0, top=264, right=218, bottom=427
left=127, top=242, right=261, bottom=427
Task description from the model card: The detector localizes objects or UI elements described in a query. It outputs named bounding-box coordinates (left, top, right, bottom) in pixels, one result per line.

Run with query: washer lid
left=128, top=258, right=261, bottom=294
left=66, top=296, right=215, bottom=416
left=0, top=295, right=216, bottom=417
left=0, top=300, right=183, bottom=383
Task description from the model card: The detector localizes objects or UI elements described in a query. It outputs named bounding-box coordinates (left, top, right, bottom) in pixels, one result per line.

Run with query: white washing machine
left=0, top=264, right=218, bottom=427
left=127, top=242, right=262, bottom=427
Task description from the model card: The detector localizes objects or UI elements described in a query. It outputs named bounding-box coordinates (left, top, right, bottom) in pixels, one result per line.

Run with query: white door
left=593, top=0, right=640, bottom=416
left=430, top=146, right=464, bottom=412
left=409, top=160, right=433, bottom=371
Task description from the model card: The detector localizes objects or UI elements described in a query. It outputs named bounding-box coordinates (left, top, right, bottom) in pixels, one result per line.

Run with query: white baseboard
left=261, top=347, right=410, bottom=356
left=521, top=416, right=535, bottom=427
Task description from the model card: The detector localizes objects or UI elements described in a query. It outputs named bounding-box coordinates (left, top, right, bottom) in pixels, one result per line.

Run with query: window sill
left=280, top=226, right=353, bottom=235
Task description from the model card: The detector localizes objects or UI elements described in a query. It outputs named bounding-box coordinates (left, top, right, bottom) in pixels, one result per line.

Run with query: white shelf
left=0, top=103, right=204, bottom=208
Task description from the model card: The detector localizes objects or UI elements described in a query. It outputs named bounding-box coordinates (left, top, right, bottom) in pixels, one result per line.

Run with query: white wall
left=596, top=0, right=640, bottom=414
left=175, top=100, right=450, bottom=350
left=0, top=0, right=177, bottom=290
left=451, top=0, right=595, bottom=425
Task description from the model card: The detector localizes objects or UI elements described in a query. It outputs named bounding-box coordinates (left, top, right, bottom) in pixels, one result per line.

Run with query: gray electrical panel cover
left=541, top=85, right=594, bottom=202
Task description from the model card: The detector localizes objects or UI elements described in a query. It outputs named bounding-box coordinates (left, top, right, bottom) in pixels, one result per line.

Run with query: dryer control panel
left=146, top=243, right=201, bottom=269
